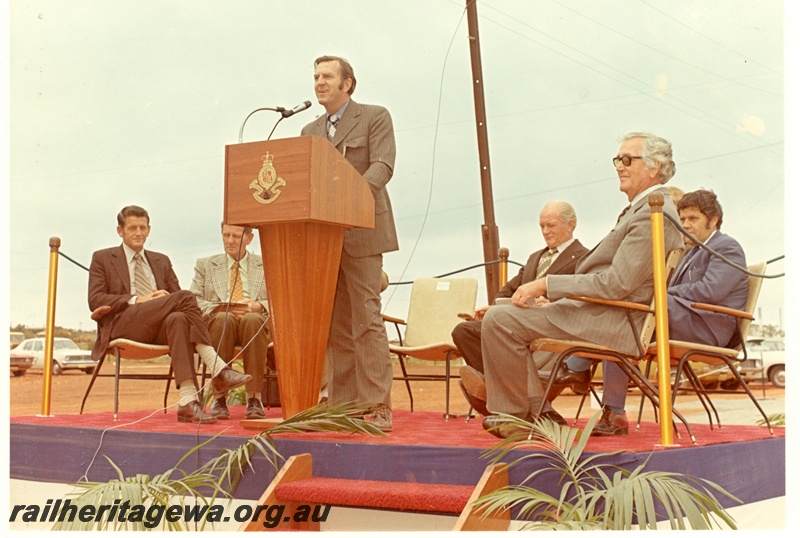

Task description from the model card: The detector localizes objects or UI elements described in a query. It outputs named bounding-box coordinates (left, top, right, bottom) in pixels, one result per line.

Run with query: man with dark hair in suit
left=190, top=224, right=270, bottom=421
left=300, top=56, right=397, bottom=431
left=549, top=189, right=748, bottom=436
left=452, top=200, right=587, bottom=416
left=465, top=132, right=683, bottom=438
left=89, top=205, right=251, bottom=424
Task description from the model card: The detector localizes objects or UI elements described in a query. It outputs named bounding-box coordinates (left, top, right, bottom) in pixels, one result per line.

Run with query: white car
left=738, top=337, right=785, bottom=388
left=13, top=337, right=97, bottom=375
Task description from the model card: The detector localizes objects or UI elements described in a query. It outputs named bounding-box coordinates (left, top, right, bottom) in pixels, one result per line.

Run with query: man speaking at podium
left=300, top=55, right=398, bottom=431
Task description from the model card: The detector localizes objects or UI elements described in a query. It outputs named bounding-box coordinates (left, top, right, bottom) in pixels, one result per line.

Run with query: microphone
left=281, top=100, right=313, bottom=118
left=238, top=101, right=313, bottom=142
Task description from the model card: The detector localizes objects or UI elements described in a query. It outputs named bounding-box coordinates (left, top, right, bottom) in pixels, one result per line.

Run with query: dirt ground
left=9, top=359, right=785, bottom=427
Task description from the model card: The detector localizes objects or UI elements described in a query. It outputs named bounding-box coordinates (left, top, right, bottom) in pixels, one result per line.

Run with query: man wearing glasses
left=469, top=132, right=683, bottom=438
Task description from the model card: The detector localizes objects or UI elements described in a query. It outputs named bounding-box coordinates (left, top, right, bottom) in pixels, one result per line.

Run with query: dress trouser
left=481, top=304, right=578, bottom=417
left=206, top=311, right=270, bottom=394
left=110, top=290, right=209, bottom=388
left=326, top=252, right=392, bottom=407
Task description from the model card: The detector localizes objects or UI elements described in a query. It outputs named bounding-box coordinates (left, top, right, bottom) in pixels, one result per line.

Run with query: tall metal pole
left=40, top=236, right=60, bottom=417
left=466, top=0, right=501, bottom=302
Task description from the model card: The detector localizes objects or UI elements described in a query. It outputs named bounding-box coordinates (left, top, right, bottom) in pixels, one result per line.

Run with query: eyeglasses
left=612, top=155, right=643, bottom=167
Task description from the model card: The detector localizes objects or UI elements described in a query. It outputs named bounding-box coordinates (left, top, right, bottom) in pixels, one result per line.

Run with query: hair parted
left=677, top=189, right=724, bottom=229
left=117, top=205, right=150, bottom=226
left=315, top=55, right=356, bottom=95
left=542, top=200, right=577, bottom=227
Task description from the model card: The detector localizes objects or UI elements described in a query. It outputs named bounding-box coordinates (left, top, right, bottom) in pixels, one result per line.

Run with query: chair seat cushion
left=107, top=339, right=170, bottom=360
left=533, top=338, right=639, bottom=362
left=389, top=343, right=460, bottom=362
left=646, top=340, right=739, bottom=364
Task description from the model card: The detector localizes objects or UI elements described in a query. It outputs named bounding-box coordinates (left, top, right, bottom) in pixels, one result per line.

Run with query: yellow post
left=40, top=237, right=60, bottom=417
left=498, top=247, right=509, bottom=287
left=648, top=193, right=673, bottom=446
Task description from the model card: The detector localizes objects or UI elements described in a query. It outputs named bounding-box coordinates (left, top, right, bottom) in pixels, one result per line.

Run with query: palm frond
left=52, top=402, right=384, bottom=530
left=472, top=411, right=740, bottom=530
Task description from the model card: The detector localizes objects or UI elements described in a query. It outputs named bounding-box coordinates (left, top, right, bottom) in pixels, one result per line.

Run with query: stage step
left=239, top=453, right=509, bottom=532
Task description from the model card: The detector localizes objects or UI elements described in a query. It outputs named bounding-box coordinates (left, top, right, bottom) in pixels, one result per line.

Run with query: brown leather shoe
left=591, top=407, right=629, bottom=436
left=209, top=396, right=230, bottom=420
left=481, top=414, right=534, bottom=439
left=211, top=367, right=252, bottom=394
left=364, top=403, right=392, bottom=432
left=458, top=380, right=490, bottom=417
left=459, top=365, right=487, bottom=402
left=245, top=397, right=266, bottom=419
left=177, top=400, right=217, bottom=424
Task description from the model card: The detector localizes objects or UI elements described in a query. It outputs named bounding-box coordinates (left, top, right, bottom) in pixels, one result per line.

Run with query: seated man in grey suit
left=550, top=189, right=748, bottom=436
left=463, top=132, right=683, bottom=438
left=452, top=200, right=588, bottom=416
left=190, top=224, right=271, bottom=420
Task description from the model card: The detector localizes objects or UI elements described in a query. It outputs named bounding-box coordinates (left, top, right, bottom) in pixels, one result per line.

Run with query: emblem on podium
left=249, top=152, right=286, bottom=204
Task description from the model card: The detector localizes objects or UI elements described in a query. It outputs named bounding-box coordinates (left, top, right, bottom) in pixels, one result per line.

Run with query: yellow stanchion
left=648, top=193, right=675, bottom=446
left=39, top=237, right=60, bottom=417
left=498, top=247, right=509, bottom=287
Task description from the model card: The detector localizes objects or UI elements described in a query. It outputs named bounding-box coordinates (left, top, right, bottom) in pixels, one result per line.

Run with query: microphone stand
left=238, top=107, right=285, bottom=143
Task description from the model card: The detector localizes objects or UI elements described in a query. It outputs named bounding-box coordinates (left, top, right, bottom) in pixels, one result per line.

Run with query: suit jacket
left=497, top=240, right=588, bottom=299
left=545, top=188, right=683, bottom=355
left=668, top=231, right=748, bottom=347
left=301, top=100, right=398, bottom=257
left=190, top=252, right=269, bottom=317
left=88, top=245, right=180, bottom=361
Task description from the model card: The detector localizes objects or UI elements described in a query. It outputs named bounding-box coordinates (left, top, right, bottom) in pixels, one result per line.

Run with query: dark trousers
left=110, top=290, right=210, bottom=387
left=452, top=319, right=485, bottom=374
left=206, top=311, right=270, bottom=394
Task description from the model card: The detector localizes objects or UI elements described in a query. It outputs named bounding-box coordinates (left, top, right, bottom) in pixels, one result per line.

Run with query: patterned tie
left=133, top=252, right=152, bottom=297
left=229, top=261, right=244, bottom=302
left=327, top=114, right=339, bottom=141
left=536, top=248, right=558, bottom=279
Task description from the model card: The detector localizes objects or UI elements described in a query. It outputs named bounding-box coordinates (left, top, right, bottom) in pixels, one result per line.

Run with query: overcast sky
left=2, top=0, right=792, bottom=334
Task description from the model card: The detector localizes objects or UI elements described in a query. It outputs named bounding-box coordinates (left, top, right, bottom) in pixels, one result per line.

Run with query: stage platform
left=10, top=404, right=784, bottom=513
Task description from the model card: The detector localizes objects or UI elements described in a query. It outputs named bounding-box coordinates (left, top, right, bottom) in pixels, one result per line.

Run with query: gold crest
left=249, top=152, right=286, bottom=204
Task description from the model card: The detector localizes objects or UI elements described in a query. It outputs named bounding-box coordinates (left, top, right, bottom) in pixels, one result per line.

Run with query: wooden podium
left=224, top=136, right=374, bottom=423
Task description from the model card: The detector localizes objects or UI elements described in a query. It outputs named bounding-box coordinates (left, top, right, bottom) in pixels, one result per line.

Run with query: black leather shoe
left=458, top=380, right=490, bottom=417
left=245, top=397, right=266, bottom=419
left=547, top=363, right=591, bottom=395
left=211, top=367, right=252, bottom=394
left=209, top=396, right=230, bottom=420
left=538, top=409, right=568, bottom=427
left=591, top=407, right=629, bottom=436
left=481, top=414, right=534, bottom=439
left=177, top=400, right=217, bottom=424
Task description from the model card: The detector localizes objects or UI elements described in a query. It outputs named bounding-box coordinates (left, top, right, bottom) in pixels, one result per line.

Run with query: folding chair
left=80, top=307, right=174, bottom=420
left=532, top=249, right=696, bottom=441
left=384, top=277, right=478, bottom=419
left=639, top=261, right=773, bottom=434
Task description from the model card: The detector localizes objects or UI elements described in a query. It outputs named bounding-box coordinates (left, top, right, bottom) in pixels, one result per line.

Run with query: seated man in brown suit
left=89, top=205, right=251, bottom=424
left=452, top=201, right=587, bottom=416
left=191, top=224, right=270, bottom=420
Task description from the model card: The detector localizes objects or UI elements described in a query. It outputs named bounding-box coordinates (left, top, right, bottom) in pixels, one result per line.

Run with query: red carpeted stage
left=9, top=405, right=784, bottom=513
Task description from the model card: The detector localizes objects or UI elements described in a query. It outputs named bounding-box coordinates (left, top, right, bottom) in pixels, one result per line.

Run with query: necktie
left=327, top=114, right=339, bottom=141
left=229, top=261, right=244, bottom=302
left=133, top=252, right=152, bottom=297
left=536, top=248, right=558, bottom=279
left=616, top=205, right=632, bottom=223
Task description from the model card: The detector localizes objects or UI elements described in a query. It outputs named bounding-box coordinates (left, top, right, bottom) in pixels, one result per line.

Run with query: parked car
left=9, top=331, right=25, bottom=350
left=738, top=337, right=785, bottom=388
left=10, top=350, right=35, bottom=376
left=12, top=337, right=97, bottom=375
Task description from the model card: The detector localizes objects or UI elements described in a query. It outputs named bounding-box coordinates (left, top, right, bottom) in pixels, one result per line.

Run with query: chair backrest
left=402, top=278, right=479, bottom=348
left=638, top=248, right=685, bottom=352
left=736, top=261, right=767, bottom=346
